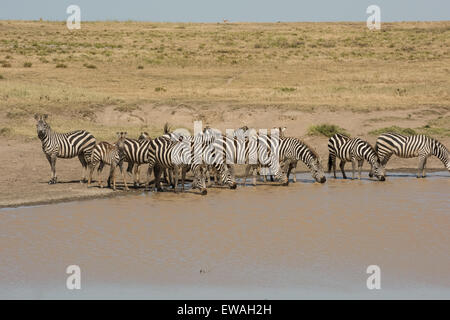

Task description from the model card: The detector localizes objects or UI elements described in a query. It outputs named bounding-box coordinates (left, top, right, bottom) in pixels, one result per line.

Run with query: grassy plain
left=0, top=20, right=449, bottom=206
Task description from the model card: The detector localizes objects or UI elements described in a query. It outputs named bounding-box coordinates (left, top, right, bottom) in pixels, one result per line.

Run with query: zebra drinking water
left=327, top=134, right=385, bottom=181
left=147, top=136, right=208, bottom=195
left=279, top=137, right=326, bottom=184
left=87, top=132, right=129, bottom=191
left=373, top=133, right=450, bottom=178
left=34, top=114, right=96, bottom=184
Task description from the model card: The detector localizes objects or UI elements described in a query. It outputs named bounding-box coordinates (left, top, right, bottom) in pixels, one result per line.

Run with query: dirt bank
left=1, top=105, right=448, bottom=208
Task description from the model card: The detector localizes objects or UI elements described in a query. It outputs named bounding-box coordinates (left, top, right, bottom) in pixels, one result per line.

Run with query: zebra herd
left=34, top=114, right=450, bottom=195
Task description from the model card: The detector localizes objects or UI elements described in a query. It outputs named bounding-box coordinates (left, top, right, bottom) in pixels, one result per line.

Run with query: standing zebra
left=34, top=114, right=96, bottom=184
left=327, top=134, right=385, bottom=181
left=213, top=130, right=288, bottom=186
left=279, top=137, right=326, bottom=184
left=147, top=136, right=209, bottom=195
left=373, top=133, right=450, bottom=178
left=327, top=133, right=350, bottom=179
left=87, top=132, right=129, bottom=191
left=123, top=132, right=152, bottom=187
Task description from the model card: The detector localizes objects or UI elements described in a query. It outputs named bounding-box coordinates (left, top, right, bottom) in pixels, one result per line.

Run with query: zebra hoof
left=201, top=189, right=207, bottom=195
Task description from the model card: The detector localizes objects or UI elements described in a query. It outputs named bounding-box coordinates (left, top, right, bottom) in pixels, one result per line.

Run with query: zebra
left=159, top=125, right=237, bottom=190
left=279, top=137, right=326, bottom=184
left=87, top=132, right=129, bottom=191
left=123, top=132, right=152, bottom=187
left=373, top=133, right=450, bottom=178
left=327, top=133, right=351, bottom=179
left=34, top=114, right=96, bottom=184
left=212, top=130, right=288, bottom=186
left=254, top=127, right=294, bottom=183
left=327, top=134, right=385, bottom=181
left=146, top=136, right=209, bottom=195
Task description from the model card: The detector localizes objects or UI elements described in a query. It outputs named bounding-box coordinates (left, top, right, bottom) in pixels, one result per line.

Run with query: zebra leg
left=358, top=160, right=364, bottom=180
left=243, top=165, right=251, bottom=186
left=154, top=165, right=163, bottom=192
left=339, top=160, right=347, bottom=179
left=133, top=164, right=139, bottom=187
left=181, top=167, right=187, bottom=192
left=351, top=159, right=357, bottom=180
left=78, top=153, right=88, bottom=183
left=292, top=167, right=297, bottom=183
left=119, top=162, right=129, bottom=191
left=173, top=166, right=180, bottom=193
left=368, top=163, right=374, bottom=178
left=332, top=156, right=337, bottom=178
left=109, top=164, right=116, bottom=191
left=97, top=162, right=105, bottom=188
left=417, top=155, right=427, bottom=178
left=49, top=154, right=57, bottom=184
left=87, top=162, right=95, bottom=188
left=422, top=156, right=428, bottom=178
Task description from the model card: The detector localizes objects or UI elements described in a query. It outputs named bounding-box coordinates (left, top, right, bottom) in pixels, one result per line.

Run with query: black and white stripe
left=212, top=129, right=288, bottom=186
left=279, top=137, right=326, bottom=184
left=34, top=114, right=96, bottom=184
left=374, top=133, right=450, bottom=177
left=123, top=132, right=152, bottom=186
left=147, top=135, right=208, bottom=194
left=87, top=132, right=129, bottom=191
left=328, top=134, right=385, bottom=181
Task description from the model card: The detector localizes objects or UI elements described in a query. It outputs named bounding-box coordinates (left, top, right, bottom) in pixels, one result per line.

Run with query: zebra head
left=217, top=164, right=237, bottom=189
left=272, top=164, right=288, bottom=184
left=115, top=132, right=127, bottom=152
left=192, top=165, right=208, bottom=195
left=432, top=139, right=450, bottom=172
left=138, top=132, right=151, bottom=141
left=34, top=114, right=50, bottom=139
left=308, top=157, right=326, bottom=183
left=371, top=160, right=386, bottom=181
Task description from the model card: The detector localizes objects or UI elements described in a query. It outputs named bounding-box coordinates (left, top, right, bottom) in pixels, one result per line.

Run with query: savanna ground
left=0, top=20, right=449, bottom=207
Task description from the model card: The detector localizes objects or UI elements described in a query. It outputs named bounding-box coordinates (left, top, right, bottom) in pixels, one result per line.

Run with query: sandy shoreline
left=1, top=167, right=446, bottom=209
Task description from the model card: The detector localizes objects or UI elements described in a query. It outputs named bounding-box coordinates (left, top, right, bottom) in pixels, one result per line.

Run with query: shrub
left=56, top=63, right=67, bottom=68
left=2, top=62, right=11, bottom=68
left=155, top=87, right=167, bottom=92
left=277, top=87, right=296, bottom=93
left=307, top=124, right=348, bottom=138
left=369, top=126, right=416, bottom=136
left=0, top=74, right=4, bottom=80
left=137, top=65, right=144, bottom=69
left=23, top=62, right=32, bottom=68
left=83, top=63, right=97, bottom=69
left=0, top=127, right=12, bottom=136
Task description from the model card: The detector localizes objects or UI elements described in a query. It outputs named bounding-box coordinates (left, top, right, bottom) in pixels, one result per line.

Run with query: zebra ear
left=43, top=114, right=48, bottom=120
left=34, top=114, right=40, bottom=121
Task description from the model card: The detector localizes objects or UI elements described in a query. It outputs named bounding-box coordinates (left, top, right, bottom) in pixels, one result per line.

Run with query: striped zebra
left=123, top=132, right=152, bottom=187
left=147, top=136, right=209, bottom=195
left=34, top=114, right=96, bottom=184
left=373, top=133, right=450, bottom=178
left=327, top=133, right=351, bottom=179
left=87, top=132, right=129, bottom=191
left=279, top=137, right=326, bottom=184
left=212, top=130, right=288, bottom=186
left=327, top=134, right=385, bottom=181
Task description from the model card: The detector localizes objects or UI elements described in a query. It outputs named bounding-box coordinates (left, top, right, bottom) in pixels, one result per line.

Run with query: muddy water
left=0, top=172, right=449, bottom=299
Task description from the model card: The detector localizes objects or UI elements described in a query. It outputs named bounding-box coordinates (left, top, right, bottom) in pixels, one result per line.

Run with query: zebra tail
left=327, top=153, right=333, bottom=173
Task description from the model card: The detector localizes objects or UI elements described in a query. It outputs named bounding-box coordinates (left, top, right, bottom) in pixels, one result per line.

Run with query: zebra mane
left=296, top=138, right=321, bottom=160
left=433, top=138, right=449, bottom=153
left=163, top=123, right=171, bottom=134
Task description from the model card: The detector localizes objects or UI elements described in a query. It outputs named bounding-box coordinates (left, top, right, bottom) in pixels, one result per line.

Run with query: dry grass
left=0, top=20, right=449, bottom=140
